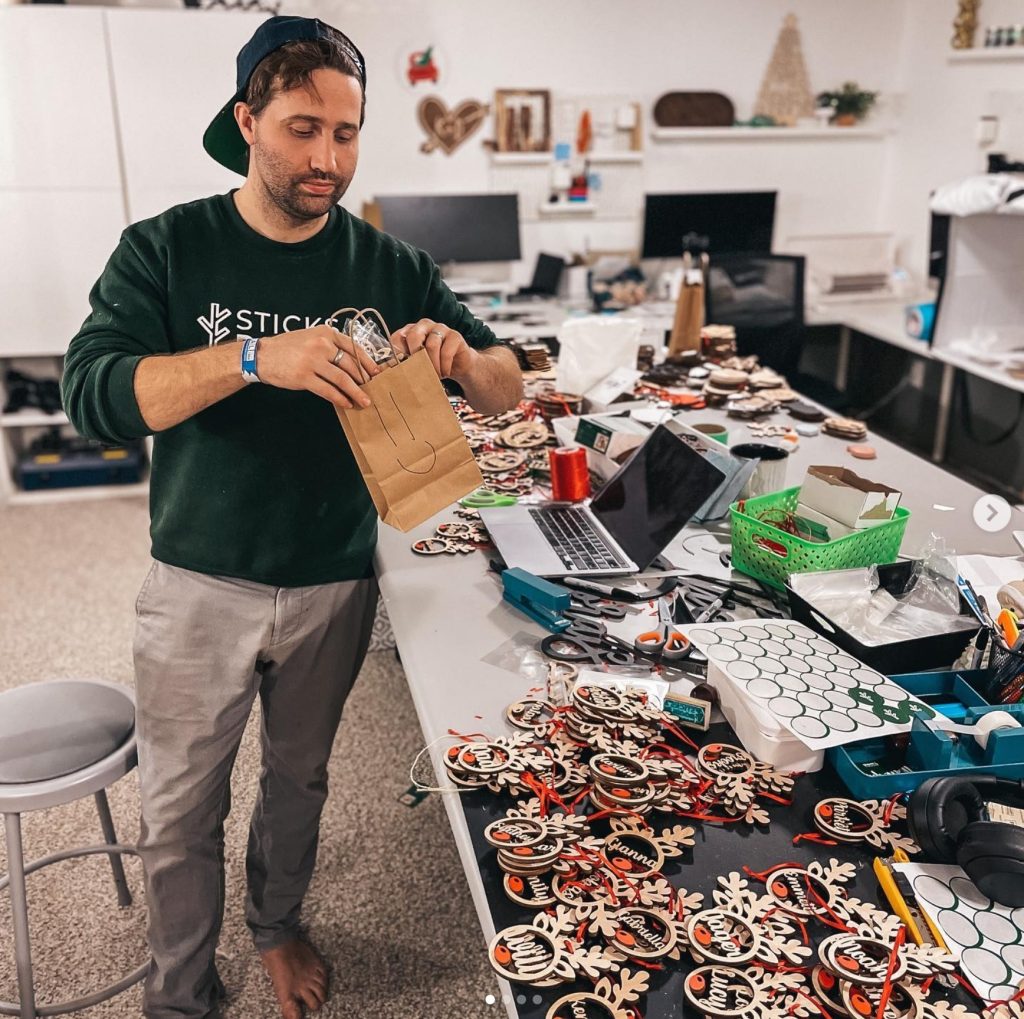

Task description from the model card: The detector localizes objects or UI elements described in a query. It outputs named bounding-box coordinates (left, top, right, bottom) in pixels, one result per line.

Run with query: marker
left=969, top=627, right=990, bottom=670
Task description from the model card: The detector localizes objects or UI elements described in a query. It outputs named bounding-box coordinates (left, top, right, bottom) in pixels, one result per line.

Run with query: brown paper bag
left=668, top=254, right=706, bottom=357
left=336, top=348, right=483, bottom=532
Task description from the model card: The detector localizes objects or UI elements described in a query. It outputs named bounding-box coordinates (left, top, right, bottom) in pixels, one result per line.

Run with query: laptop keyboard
left=528, top=506, right=630, bottom=571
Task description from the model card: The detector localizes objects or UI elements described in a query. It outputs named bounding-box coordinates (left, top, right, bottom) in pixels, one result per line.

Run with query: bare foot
left=259, top=939, right=329, bottom=1019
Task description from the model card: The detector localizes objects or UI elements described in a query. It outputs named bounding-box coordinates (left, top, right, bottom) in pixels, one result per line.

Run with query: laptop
left=480, top=423, right=726, bottom=577
left=508, top=253, right=566, bottom=302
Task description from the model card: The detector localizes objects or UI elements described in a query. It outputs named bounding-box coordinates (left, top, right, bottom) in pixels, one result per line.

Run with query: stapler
left=502, top=568, right=571, bottom=633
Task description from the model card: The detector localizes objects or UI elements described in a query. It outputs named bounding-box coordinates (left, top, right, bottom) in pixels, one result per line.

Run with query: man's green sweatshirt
left=62, top=192, right=500, bottom=587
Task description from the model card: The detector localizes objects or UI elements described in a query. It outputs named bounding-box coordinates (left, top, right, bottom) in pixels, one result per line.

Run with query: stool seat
left=0, top=681, right=135, bottom=785
left=0, top=679, right=144, bottom=1018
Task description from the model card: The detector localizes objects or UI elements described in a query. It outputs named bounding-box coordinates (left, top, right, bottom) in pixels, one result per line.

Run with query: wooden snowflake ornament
left=603, top=816, right=696, bottom=877
left=812, top=796, right=920, bottom=854
left=694, top=743, right=795, bottom=824
left=545, top=969, right=650, bottom=1019
left=683, top=965, right=808, bottom=1019
left=489, top=907, right=622, bottom=986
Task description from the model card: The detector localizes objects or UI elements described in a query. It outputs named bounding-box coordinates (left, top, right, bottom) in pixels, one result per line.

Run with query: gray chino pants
left=133, top=561, right=378, bottom=1019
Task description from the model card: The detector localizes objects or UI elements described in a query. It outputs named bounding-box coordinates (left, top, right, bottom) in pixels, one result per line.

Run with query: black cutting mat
left=458, top=722, right=975, bottom=1018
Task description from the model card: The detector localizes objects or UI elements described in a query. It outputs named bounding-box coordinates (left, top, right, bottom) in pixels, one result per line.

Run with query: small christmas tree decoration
left=754, top=13, right=815, bottom=126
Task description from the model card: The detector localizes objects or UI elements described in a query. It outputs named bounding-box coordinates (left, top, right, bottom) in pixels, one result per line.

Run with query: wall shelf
left=8, top=481, right=149, bottom=506
left=586, top=150, right=643, bottom=163
left=948, top=47, right=1024, bottom=62
left=651, top=126, right=887, bottom=141
left=1, top=410, right=69, bottom=428
left=537, top=201, right=597, bottom=215
left=490, top=151, right=552, bottom=164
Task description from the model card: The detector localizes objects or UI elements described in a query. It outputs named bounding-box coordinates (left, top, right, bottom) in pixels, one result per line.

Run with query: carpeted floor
left=0, top=497, right=503, bottom=1018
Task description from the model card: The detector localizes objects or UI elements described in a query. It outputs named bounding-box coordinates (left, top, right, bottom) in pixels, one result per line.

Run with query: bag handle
left=327, top=306, right=405, bottom=383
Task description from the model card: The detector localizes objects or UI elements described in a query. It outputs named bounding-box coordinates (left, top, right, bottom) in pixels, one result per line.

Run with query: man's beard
left=252, top=140, right=350, bottom=222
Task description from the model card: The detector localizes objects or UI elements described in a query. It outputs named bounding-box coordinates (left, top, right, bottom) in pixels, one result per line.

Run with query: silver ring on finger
left=429, top=328, right=445, bottom=338
left=332, top=349, right=346, bottom=367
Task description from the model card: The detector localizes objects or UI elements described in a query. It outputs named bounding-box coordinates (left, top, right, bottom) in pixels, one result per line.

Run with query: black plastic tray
left=786, top=560, right=979, bottom=675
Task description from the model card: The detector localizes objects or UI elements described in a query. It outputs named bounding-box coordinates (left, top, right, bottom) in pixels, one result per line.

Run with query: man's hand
left=391, top=319, right=478, bottom=383
left=258, top=325, right=381, bottom=410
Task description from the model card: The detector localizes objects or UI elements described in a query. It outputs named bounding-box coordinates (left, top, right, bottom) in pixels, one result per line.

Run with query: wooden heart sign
left=418, top=96, right=488, bottom=155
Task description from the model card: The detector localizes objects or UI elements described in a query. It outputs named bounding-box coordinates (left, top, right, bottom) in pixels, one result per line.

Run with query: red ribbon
left=792, top=832, right=839, bottom=847
left=882, top=791, right=903, bottom=826
left=874, top=924, right=906, bottom=1019
left=743, top=862, right=803, bottom=883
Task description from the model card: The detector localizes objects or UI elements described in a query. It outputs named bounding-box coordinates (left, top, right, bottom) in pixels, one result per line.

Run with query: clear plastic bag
left=790, top=534, right=974, bottom=647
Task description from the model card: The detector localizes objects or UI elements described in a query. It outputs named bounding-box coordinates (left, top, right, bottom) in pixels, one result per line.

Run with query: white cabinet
left=0, top=8, right=122, bottom=189
left=105, top=8, right=266, bottom=220
left=0, top=355, right=150, bottom=505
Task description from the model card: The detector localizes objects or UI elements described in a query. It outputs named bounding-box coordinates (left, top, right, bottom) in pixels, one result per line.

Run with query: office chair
left=704, top=253, right=806, bottom=375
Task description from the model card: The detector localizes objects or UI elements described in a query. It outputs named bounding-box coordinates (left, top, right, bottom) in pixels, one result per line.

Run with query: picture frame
left=494, top=89, right=551, bottom=153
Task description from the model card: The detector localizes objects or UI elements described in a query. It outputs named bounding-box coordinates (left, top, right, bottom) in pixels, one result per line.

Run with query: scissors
left=540, top=617, right=636, bottom=668
left=634, top=599, right=690, bottom=660
left=460, top=488, right=518, bottom=509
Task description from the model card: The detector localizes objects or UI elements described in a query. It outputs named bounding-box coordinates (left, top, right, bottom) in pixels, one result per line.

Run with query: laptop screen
left=530, top=253, right=566, bottom=294
left=590, top=424, right=726, bottom=570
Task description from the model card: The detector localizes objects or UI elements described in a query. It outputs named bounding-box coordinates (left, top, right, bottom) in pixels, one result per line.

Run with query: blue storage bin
left=828, top=669, right=1024, bottom=798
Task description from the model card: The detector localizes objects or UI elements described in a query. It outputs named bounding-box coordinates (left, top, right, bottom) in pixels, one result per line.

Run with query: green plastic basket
left=730, top=485, right=910, bottom=591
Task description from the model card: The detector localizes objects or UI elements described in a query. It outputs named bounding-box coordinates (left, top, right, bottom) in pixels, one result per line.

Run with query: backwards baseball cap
left=202, top=15, right=367, bottom=177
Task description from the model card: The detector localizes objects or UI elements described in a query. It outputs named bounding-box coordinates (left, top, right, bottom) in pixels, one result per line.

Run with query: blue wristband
left=241, top=336, right=260, bottom=383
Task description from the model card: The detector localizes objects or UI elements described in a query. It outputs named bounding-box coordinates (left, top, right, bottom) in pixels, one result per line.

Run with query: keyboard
left=528, top=506, right=631, bottom=572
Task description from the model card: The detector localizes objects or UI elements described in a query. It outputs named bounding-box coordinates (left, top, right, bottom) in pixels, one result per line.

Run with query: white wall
left=282, top=0, right=908, bottom=281
left=14, top=1, right=1015, bottom=355
left=882, top=0, right=1024, bottom=280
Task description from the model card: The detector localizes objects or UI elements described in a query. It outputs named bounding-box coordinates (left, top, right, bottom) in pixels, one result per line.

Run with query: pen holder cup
left=985, top=642, right=1024, bottom=702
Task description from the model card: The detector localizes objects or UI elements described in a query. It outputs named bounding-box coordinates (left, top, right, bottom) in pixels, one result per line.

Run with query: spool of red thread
left=549, top=447, right=591, bottom=503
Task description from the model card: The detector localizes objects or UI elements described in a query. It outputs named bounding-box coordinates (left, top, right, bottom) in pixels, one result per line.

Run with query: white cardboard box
left=800, top=465, right=901, bottom=530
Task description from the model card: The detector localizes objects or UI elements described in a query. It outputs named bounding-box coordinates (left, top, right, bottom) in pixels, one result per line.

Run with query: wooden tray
left=653, top=91, right=735, bottom=128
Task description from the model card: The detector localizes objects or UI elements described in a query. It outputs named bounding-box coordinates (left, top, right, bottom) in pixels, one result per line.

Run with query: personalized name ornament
left=545, top=970, right=650, bottom=1019
left=506, top=698, right=557, bottom=732
left=694, top=742, right=796, bottom=826
left=738, top=858, right=901, bottom=935
left=603, top=816, right=696, bottom=878
left=818, top=932, right=956, bottom=986
left=682, top=965, right=808, bottom=1019
left=585, top=898, right=702, bottom=964
left=812, top=796, right=920, bottom=855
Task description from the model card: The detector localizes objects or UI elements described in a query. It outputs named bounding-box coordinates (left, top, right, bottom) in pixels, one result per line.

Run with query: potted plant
left=816, top=82, right=879, bottom=126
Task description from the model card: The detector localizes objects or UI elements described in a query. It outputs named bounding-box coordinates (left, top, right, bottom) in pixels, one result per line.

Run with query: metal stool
left=0, top=679, right=147, bottom=1018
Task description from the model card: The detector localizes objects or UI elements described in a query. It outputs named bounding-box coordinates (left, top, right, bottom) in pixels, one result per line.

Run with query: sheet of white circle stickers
left=894, top=861, right=1024, bottom=1003
left=682, top=619, right=935, bottom=749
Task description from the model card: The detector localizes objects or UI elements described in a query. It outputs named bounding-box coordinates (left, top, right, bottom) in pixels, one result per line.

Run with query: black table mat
left=457, top=721, right=974, bottom=1018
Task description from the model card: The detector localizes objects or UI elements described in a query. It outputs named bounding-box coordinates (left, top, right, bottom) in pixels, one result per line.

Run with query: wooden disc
left=848, top=444, right=877, bottom=459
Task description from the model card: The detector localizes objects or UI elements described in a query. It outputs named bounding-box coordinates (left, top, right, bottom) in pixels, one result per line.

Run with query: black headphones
left=907, top=775, right=1024, bottom=907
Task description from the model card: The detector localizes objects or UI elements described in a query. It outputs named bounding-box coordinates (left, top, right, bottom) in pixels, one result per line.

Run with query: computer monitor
left=374, top=193, right=522, bottom=264
left=705, top=253, right=804, bottom=330
left=705, top=253, right=805, bottom=374
left=640, top=191, right=777, bottom=259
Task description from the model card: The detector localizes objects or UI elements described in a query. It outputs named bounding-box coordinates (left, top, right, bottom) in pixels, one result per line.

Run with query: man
left=62, top=16, right=522, bottom=1019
